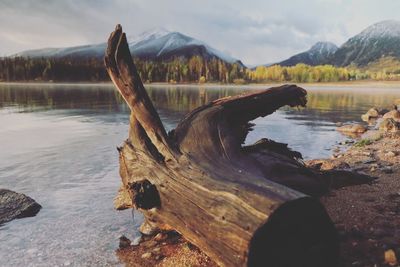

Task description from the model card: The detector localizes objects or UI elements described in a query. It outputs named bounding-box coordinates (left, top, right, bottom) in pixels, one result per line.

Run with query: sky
left=0, top=0, right=399, bottom=65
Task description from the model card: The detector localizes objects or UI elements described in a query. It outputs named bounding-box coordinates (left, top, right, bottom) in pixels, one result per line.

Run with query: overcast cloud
left=0, top=0, right=399, bottom=65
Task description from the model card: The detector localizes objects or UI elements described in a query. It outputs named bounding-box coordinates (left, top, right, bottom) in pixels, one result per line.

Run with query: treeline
left=0, top=56, right=246, bottom=83
left=1, top=56, right=400, bottom=83
left=0, top=57, right=109, bottom=82
left=246, top=64, right=400, bottom=83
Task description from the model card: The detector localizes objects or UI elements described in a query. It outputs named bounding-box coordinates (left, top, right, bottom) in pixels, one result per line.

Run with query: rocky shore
left=116, top=106, right=400, bottom=267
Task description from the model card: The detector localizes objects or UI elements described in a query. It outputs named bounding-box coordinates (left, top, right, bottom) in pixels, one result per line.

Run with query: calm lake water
left=1, top=82, right=400, bottom=266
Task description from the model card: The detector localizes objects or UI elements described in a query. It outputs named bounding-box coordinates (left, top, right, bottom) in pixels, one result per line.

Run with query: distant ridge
left=13, top=28, right=243, bottom=66
left=278, top=42, right=338, bottom=66
left=330, top=20, right=400, bottom=66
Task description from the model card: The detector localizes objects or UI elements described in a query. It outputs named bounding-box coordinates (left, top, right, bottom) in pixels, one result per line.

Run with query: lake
left=1, top=82, right=400, bottom=266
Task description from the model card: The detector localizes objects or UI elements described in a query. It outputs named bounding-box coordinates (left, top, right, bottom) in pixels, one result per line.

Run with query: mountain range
left=277, top=20, right=400, bottom=67
left=12, top=20, right=400, bottom=69
left=278, top=42, right=338, bottom=66
left=14, top=28, right=243, bottom=65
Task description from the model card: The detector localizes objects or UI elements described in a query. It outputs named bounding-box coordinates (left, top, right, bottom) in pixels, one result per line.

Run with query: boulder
left=361, top=108, right=380, bottom=121
left=379, top=118, right=400, bottom=133
left=336, top=124, right=367, bottom=134
left=382, top=110, right=400, bottom=121
left=0, top=189, right=41, bottom=225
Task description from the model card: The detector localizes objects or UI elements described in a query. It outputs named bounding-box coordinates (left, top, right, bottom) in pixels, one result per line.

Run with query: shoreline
left=116, top=119, right=400, bottom=267
left=1, top=80, right=400, bottom=88
left=117, top=132, right=400, bottom=267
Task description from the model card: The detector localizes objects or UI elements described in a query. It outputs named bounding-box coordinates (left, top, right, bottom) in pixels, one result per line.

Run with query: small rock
left=381, top=166, right=393, bottom=174
left=119, top=235, right=131, bottom=249
left=132, top=235, right=142, bottom=246
left=142, top=240, right=158, bottom=248
left=154, top=233, right=167, bottom=242
left=139, top=221, right=158, bottom=236
left=155, top=255, right=163, bottom=261
left=141, top=252, right=152, bottom=259
left=384, top=249, right=398, bottom=266
left=337, top=124, right=367, bottom=134
left=385, top=151, right=397, bottom=157
left=383, top=110, right=400, bottom=121
left=379, top=118, right=400, bottom=132
left=152, top=247, right=161, bottom=253
left=361, top=108, right=380, bottom=122
left=363, top=158, right=376, bottom=164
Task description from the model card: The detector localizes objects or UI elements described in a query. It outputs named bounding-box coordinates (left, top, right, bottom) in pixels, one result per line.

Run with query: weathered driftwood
left=104, top=24, right=364, bottom=266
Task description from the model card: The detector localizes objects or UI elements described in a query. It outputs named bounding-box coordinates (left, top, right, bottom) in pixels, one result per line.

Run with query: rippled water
left=0, top=82, right=400, bottom=266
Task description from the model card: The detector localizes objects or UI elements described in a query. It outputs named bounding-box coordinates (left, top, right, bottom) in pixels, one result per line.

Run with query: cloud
left=0, top=0, right=399, bottom=64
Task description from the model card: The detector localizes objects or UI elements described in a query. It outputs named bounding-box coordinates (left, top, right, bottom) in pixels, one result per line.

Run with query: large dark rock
left=0, top=189, right=41, bottom=225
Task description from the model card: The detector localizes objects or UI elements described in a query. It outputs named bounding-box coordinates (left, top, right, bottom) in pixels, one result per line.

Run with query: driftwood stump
left=105, top=25, right=343, bottom=267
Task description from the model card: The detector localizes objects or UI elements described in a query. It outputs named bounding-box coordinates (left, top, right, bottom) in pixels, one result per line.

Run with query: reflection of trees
left=0, top=84, right=128, bottom=112
left=146, top=86, right=260, bottom=112
left=2, top=84, right=400, bottom=124
left=284, top=90, right=400, bottom=123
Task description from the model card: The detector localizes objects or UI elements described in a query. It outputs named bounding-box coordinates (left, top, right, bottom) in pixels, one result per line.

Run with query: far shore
left=1, top=80, right=400, bottom=88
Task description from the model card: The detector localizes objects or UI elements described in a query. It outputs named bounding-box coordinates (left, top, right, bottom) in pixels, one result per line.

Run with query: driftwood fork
left=105, top=24, right=350, bottom=267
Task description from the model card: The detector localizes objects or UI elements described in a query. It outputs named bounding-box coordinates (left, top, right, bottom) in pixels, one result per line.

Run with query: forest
left=0, top=56, right=399, bottom=83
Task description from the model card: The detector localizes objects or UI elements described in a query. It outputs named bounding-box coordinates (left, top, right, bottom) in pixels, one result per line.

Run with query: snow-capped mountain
left=13, top=28, right=242, bottom=65
left=331, top=20, right=400, bottom=66
left=277, top=42, right=338, bottom=66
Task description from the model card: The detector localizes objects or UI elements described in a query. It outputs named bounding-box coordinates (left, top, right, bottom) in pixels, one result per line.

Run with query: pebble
left=140, top=221, right=158, bottom=236
left=380, top=166, right=393, bottom=173
left=142, top=240, right=158, bottom=248
left=153, top=247, right=161, bottom=252
left=154, top=233, right=167, bottom=241
left=141, top=252, right=152, bottom=259
left=363, top=158, right=376, bottom=164
left=155, top=255, right=163, bottom=261
left=385, top=151, right=397, bottom=157
left=119, top=235, right=131, bottom=249
left=384, top=249, right=398, bottom=266
left=132, top=236, right=142, bottom=246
